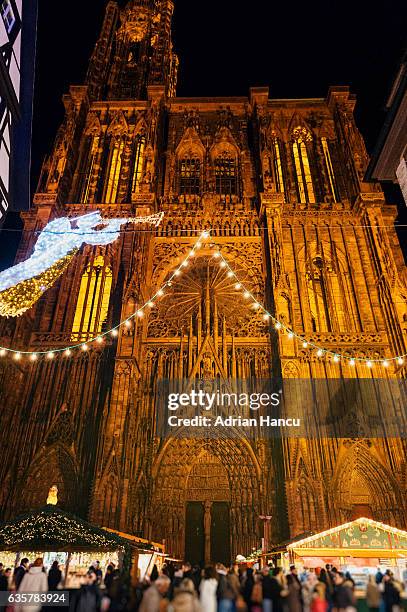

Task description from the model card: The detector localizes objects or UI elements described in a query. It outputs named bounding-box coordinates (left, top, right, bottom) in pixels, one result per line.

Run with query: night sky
left=1, top=0, right=406, bottom=265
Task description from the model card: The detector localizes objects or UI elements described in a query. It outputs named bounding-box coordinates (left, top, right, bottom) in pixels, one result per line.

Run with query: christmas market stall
left=0, top=502, right=134, bottom=588
left=103, top=528, right=167, bottom=582
left=287, top=517, right=407, bottom=588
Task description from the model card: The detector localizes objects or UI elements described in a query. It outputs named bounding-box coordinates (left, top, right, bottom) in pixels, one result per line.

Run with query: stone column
left=204, top=501, right=212, bottom=564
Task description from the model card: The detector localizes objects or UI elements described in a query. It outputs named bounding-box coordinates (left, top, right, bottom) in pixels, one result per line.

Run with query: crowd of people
left=0, top=558, right=405, bottom=612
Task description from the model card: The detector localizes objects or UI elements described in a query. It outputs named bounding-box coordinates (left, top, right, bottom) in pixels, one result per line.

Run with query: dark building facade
left=0, top=0, right=407, bottom=565
left=366, top=49, right=407, bottom=204
left=0, top=0, right=37, bottom=222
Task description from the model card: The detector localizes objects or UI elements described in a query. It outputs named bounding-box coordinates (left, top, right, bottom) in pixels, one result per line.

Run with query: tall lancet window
left=321, top=137, right=340, bottom=202
left=105, top=138, right=124, bottom=203
left=72, top=256, right=113, bottom=340
left=292, top=126, right=315, bottom=203
left=215, top=154, right=237, bottom=197
left=131, top=135, right=146, bottom=195
left=81, top=135, right=100, bottom=204
left=271, top=134, right=286, bottom=197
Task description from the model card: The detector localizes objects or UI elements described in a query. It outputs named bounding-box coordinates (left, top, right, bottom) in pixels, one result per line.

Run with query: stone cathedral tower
left=1, top=0, right=407, bottom=564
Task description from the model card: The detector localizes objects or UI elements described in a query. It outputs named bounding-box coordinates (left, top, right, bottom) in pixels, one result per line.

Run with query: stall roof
left=0, top=505, right=132, bottom=553
left=287, top=517, right=407, bottom=559
left=102, top=528, right=163, bottom=552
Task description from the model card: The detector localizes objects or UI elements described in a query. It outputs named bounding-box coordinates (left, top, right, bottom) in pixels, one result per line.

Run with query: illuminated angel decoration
left=0, top=211, right=164, bottom=317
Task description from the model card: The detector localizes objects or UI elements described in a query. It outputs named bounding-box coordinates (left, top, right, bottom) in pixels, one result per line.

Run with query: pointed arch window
left=292, top=126, right=315, bottom=204
left=105, top=137, right=125, bottom=203
left=131, top=135, right=146, bottom=195
left=271, top=135, right=286, bottom=197
left=72, top=255, right=112, bottom=341
left=215, top=154, right=237, bottom=197
left=179, top=157, right=201, bottom=196
left=81, top=135, right=100, bottom=204
left=321, top=137, right=340, bottom=202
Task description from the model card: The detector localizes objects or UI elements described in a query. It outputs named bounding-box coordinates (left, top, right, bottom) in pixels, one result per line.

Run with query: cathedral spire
left=87, top=0, right=178, bottom=101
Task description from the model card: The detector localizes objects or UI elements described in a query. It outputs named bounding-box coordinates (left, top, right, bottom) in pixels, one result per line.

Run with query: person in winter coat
left=261, top=566, right=274, bottom=612
left=287, top=566, right=304, bottom=612
left=70, top=569, right=104, bottom=612
left=332, top=572, right=356, bottom=612
left=0, top=568, right=11, bottom=591
left=242, top=568, right=255, bottom=609
left=199, top=566, right=218, bottom=612
left=0, top=568, right=11, bottom=612
left=217, top=565, right=239, bottom=612
left=269, top=567, right=288, bottom=612
left=139, top=575, right=171, bottom=612
left=48, top=561, right=62, bottom=591
left=13, top=559, right=29, bottom=591
left=382, top=572, right=402, bottom=612
left=302, top=571, right=319, bottom=612
left=15, top=558, right=48, bottom=612
left=104, top=564, right=115, bottom=592
left=311, top=583, right=328, bottom=612
left=169, top=579, right=202, bottom=612
left=366, top=575, right=381, bottom=612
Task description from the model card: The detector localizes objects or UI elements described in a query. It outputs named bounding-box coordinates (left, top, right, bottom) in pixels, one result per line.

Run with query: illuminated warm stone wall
left=0, top=0, right=406, bottom=560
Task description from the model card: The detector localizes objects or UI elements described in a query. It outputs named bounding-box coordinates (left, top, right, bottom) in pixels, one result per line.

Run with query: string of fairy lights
left=0, top=230, right=406, bottom=369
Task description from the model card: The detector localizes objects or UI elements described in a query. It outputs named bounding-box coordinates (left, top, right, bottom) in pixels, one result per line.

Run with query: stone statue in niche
left=47, top=485, right=58, bottom=506
left=263, top=169, right=273, bottom=192
left=202, top=353, right=213, bottom=379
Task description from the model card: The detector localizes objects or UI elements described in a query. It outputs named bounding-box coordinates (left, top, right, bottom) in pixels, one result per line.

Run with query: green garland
left=0, top=505, right=153, bottom=564
left=0, top=506, right=126, bottom=551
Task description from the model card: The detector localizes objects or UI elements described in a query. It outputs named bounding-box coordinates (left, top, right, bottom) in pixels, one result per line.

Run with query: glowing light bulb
left=235, top=283, right=241, bottom=290
left=174, top=270, right=181, bottom=276
left=182, top=260, right=189, bottom=268
left=30, top=353, right=38, bottom=361
left=137, top=310, right=144, bottom=318
left=14, top=352, right=22, bottom=361
left=349, top=359, right=355, bottom=366
left=202, top=231, right=210, bottom=239
left=227, top=271, right=234, bottom=278
left=317, top=349, right=324, bottom=357
left=366, top=360, right=373, bottom=368
left=220, top=261, right=226, bottom=268
left=157, top=289, right=164, bottom=297
left=302, top=341, right=308, bottom=348
left=64, top=349, right=71, bottom=357
left=0, top=349, right=6, bottom=357
left=263, top=314, right=270, bottom=321
left=111, top=329, right=118, bottom=337
left=213, top=252, right=221, bottom=259
left=275, top=322, right=282, bottom=330
left=47, top=351, right=55, bottom=359
left=196, top=242, right=202, bottom=249
left=333, top=355, right=340, bottom=363
left=96, top=336, right=103, bottom=344
left=382, top=360, right=389, bottom=368
left=243, top=291, right=250, bottom=299
left=81, top=344, right=88, bottom=352
left=398, top=357, right=404, bottom=366
left=252, top=303, right=260, bottom=310
left=148, top=302, right=154, bottom=308
left=288, top=332, right=294, bottom=340
left=124, top=320, right=131, bottom=328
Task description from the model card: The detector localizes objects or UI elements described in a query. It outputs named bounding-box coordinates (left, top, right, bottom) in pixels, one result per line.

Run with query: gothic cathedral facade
left=1, top=0, right=407, bottom=563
